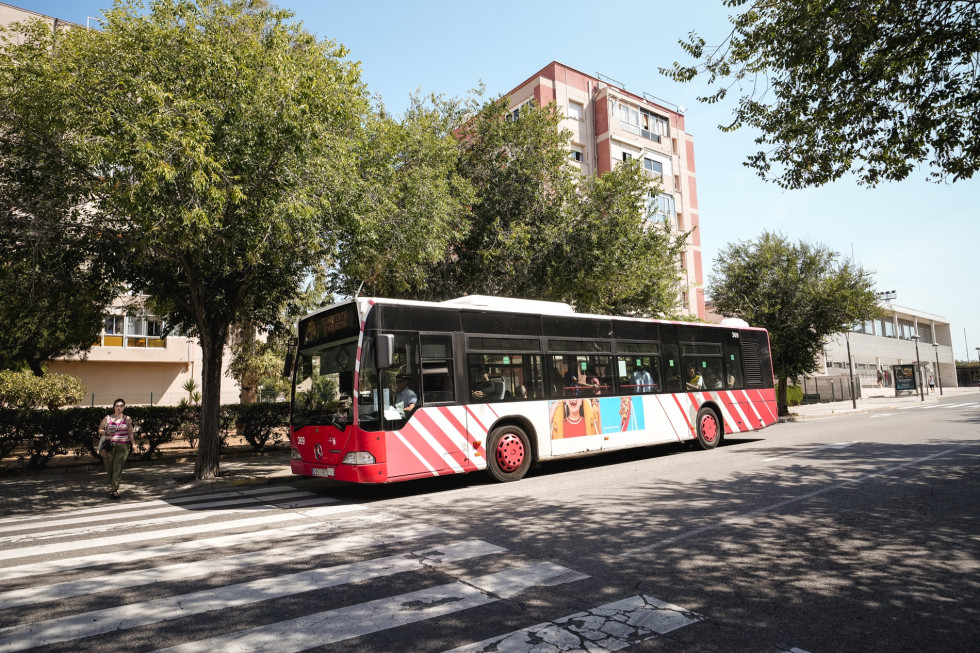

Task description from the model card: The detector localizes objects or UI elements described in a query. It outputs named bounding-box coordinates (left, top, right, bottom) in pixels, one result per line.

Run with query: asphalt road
left=1, top=398, right=977, bottom=652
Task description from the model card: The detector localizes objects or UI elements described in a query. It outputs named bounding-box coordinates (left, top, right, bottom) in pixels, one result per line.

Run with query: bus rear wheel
left=487, top=425, right=531, bottom=482
left=695, top=407, right=721, bottom=450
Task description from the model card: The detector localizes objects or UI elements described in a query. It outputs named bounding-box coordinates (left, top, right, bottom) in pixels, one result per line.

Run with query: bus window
left=421, top=334, right=454, bottom=403
left=724, top=347, right=743, bottom=389
left=468, top=353, right=543, bottom=402
left=383, top=332, right=419, bottom=425
left=661, top=344, right=682, bottom=392
left=548, top=354, right=612, bottom=397
left=617, top=355, right=661, bottom=394
left=682, top=343, right=724, bottom=391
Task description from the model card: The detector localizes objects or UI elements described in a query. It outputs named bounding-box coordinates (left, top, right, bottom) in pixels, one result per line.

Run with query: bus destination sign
left=301, top=305, right=357, bottom=347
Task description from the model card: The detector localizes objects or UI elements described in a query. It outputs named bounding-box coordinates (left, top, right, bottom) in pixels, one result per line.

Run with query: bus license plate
left=312, top=467, right=335, bottom=478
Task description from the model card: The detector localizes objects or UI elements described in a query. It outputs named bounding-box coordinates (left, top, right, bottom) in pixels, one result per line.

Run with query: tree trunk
left=27, top=357, right=44, bottom=377
left=194, top=329, right=227, bottom=480
left=777, top=374, right=790, bottom=416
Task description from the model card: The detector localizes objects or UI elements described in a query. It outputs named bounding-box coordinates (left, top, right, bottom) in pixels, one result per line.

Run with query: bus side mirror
left=376, top=334, right=394, bottom=369
left=282, top=338, right=296, bottom=378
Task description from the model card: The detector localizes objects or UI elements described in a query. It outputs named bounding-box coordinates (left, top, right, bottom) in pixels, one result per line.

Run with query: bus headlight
left=342, top=451, right=376, bottom=465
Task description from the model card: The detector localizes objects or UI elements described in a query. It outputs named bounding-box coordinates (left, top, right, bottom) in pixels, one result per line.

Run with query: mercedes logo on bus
left=314, top=444, right=324, bottom=461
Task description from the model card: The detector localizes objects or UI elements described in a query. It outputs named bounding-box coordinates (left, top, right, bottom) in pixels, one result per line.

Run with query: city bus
left=287, top=295, right=776, bottom=483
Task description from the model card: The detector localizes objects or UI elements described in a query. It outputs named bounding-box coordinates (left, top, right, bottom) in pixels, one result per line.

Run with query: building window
left=570, top=144, right=584, bottom=162
left=648, top=192, right=676, bottom=219
left=622, top=152, right=632, bottom=162
left=643, top=157, right=663, bottom=177
left=506, top=98, right=535, bottom=122
left=568, top=101, right=583, bottom=120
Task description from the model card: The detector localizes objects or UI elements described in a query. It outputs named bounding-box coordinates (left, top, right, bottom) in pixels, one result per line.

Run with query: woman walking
left=98, top=398, right=135, bottom=498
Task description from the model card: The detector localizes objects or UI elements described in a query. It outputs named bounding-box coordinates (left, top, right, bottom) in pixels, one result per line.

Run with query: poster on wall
left=893, top=364, right=916, bottom=392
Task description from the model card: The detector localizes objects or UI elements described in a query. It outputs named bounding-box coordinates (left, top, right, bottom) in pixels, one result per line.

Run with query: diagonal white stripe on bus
left=0, top=510, right=395, bottom=582
left=0, top=491, right=318, bottom=535
left=392, top=431, right=440, bottom=476
left=412, top=420, right=465, bottom=473
left=738, top=389, right=767, bottom=425
left=0, top=495, right=336, bottom=546
left=446, top=593, right=703, bottom=652
left=0, top=524, right=448, bottom=609
left=724, top=390, right=755, bottom=431
left=0, top=540, right=506, bottom=653
left=0, top=503, right=363, bottom=563
left=150, top=562, right=588, bottom=653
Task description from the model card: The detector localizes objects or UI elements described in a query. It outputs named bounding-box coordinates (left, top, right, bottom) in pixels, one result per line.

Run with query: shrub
left=0, top=370, right=86, bottom=409
left=226, top=402, right=289, bottom=452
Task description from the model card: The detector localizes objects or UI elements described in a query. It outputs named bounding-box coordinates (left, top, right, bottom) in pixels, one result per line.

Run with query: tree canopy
left=663, top=0, right=980, bottom=188
left=0, top=20, right=123, bottom=375
left=12, top=0, right=373, bottom=479
left=708, top=231, right=880, bottom=414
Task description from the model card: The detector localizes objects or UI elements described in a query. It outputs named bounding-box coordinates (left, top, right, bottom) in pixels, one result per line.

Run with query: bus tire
left=695, top=406, right=721, bottom=450
left=486, top=425, right=532, bottom=482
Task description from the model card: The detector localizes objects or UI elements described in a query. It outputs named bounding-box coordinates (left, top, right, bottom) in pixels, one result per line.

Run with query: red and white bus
left=287, top=295, right=777, bottom=483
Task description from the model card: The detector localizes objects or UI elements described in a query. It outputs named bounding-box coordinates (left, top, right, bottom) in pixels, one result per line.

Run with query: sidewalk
left=781, top=385, right=980, bottom=422
left=0, top=449, right=298, bottom=516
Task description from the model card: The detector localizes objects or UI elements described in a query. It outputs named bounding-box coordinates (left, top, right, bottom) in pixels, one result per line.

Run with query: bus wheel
left=695, top=407, right=721, bottom=450
left=487, top=425, right=531, bottom=482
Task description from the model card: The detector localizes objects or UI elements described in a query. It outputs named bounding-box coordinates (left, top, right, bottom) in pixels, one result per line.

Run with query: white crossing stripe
left=0, top=485, right=299, bottom=528
left=0, top=495, right=337, bottom=546
left=151, top=563, right=589, bottom=653
left=0, top=510, right=394, bottom=582
left=447, top=594, right=703, bottom=652
left=0, top=503, right=364, bottom=562
left=899, top=404, right=939, bottom=410
left=0, top=540, right=506, bottom=652
left=0, top=524, right=447, bottom=609
left=940, top=402, right=977, bottom=408
left=0, top=490, right=317, bottom=535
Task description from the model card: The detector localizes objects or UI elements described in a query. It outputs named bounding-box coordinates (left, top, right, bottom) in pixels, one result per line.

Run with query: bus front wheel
left=695, top=407, right=721, bottom=450
left=487, top=425, right=532, bottom=482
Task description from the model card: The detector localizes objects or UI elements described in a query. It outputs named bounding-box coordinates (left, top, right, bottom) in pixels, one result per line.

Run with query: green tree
left=332, top=93, right=473, bottom=298
left=62, top=0, right=370, bottom=479
left=663, top=0, right=980, bottom=187
left=708, top=231, right=880, bottom=415
left=421, top=95, right=689, bottom=316
left=0, top=20, right=123, bottom=375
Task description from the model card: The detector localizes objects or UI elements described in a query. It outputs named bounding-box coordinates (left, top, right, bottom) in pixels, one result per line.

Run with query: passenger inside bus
left=685, top=365, right=704, bottom=390
left=393, top=374, right=417, bottom=415
left=471, top=367, right=499, bottom=401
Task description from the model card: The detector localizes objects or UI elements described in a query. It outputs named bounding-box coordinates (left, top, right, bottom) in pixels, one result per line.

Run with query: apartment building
left=505, top=61, right=705, bottom=318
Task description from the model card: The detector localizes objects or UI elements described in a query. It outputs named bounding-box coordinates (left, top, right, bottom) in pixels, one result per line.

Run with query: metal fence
left=799, top=376, right=862, bottom=404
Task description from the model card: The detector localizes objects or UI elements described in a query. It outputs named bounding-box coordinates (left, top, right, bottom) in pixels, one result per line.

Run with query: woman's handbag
left=99, top=436, right=112, bottom=453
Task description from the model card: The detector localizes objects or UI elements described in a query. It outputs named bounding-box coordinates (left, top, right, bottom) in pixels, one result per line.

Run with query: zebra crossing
left=898, top=401, right=980, bottom=410
left=0, top=485, right=707, bottom=652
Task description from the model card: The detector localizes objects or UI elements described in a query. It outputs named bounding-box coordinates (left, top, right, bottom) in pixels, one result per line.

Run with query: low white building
left=819, top=302, right=956, bottom=390
left=48, top=295, right=241, bottom=407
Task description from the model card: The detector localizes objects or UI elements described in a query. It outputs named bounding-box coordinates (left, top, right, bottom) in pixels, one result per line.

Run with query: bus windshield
left=292, top=338, right=357, bottom=429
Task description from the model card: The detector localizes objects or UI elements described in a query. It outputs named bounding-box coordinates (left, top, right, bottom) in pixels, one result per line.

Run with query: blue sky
left=20, top=0, right=980, bottom=361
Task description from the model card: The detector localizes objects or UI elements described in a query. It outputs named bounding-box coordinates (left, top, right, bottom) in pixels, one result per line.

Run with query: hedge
left=0, top=402, right=289, bottom=474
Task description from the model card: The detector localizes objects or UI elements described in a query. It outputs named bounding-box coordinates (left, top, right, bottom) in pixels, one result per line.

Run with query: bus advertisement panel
left=288, top=296, right=777, bottom=484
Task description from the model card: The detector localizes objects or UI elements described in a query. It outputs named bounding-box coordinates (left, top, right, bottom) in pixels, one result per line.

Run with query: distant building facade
left=47, top=295, right=242, bottom=407
left=504, top=62, right=705, bottom=319
left=707, top=300, right=959, bottom=390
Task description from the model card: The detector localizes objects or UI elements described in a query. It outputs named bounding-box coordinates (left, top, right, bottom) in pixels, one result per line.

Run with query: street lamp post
left=845, top=331, right=857, bottom=409
left=911, top=334, right=924, bottom=402
left=976, top=347, right=980, bottom=390
left=931, top=342, right=943, bottom=396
